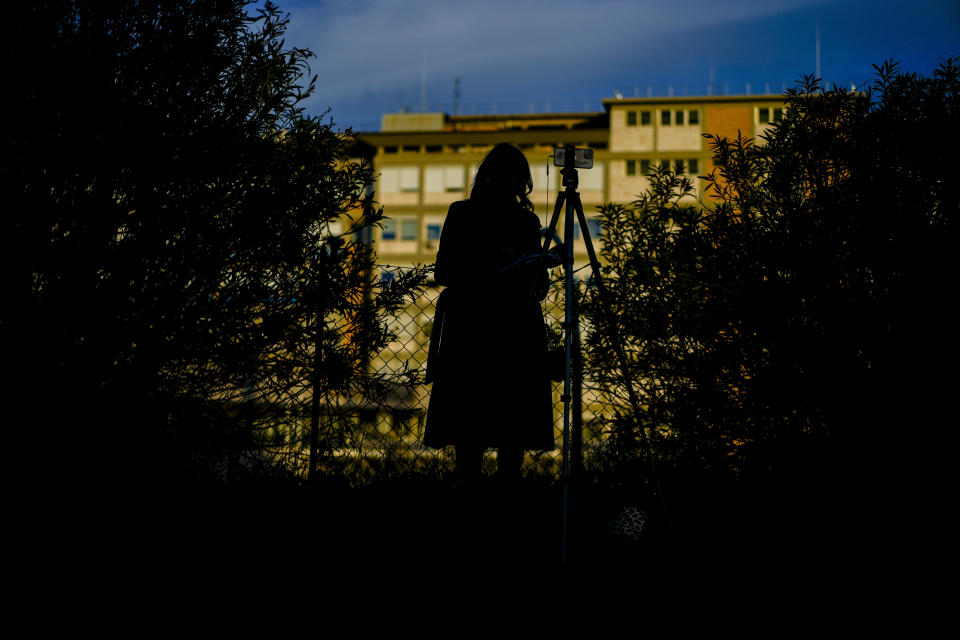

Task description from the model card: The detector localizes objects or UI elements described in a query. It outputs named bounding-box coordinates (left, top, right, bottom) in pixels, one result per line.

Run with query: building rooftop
left=379, top=111, right=608, bottom=134
left=602, top=93, right=784, bottom=106
left=372, top=94, right=785, bottom=134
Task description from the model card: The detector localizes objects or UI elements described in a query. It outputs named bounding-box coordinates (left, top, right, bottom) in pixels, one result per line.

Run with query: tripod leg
left=573, top=196, right=603, bottom=281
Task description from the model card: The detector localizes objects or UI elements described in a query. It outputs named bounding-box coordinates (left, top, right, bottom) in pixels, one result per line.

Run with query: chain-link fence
left=274, top=265, right=617, bottom=486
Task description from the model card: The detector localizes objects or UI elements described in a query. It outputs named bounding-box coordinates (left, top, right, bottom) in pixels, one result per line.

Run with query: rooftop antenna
left=816, top=15, right=821, bottom=80
left=420, top=59, right=427, bottom=111
left=454, top=76, right=461, bottom=115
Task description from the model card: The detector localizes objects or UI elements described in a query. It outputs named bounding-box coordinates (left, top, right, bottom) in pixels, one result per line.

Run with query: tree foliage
left=2, top=1, right=427, bottom=487
left=584, top=61, right=959, bottom=501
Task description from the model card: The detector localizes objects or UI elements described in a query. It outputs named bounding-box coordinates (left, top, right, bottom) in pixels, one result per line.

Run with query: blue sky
left=280, top=0, right=960, bottom=132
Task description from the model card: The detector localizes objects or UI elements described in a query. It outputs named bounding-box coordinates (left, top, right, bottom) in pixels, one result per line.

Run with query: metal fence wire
left=248, top=264, right=616, bottom=486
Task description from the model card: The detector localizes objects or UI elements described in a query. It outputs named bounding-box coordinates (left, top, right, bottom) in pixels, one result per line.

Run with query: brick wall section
left=703, top=105, right=754, bottom=171
left=703, top=105, right=756, bottom=199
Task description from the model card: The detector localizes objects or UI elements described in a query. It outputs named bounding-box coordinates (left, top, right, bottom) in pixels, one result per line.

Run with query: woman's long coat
left=423, top=199, right=554, bottom=451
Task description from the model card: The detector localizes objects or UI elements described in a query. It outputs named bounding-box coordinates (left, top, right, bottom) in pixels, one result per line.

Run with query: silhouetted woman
left=424, top=143, right=554, bottom=483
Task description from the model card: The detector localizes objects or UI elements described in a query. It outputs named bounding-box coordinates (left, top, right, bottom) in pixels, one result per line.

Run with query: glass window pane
left=675, top=110, right=684, bottom=125
left=641, top=110, right=651, bottom=125
left=626, top=159, right=636, bottom=176
left=444, top=166, right=464, bottom=190
left=640, top=159, right=651, bottom=175
left=401, top=219, right=417, bottom=241
left=424, top=215, right=444, bottom=250
left=758, top=107, right=770, bottom=124
left=382, top=219, right=397, bottom=241
left=588, top=218, right=602, bottom=239
left=688, top=158, right=700, bottom=175
left=661, top=110, right=671, bottom=125
left=399, top=167, right=419, bottom=192
left=380, top=167, right=399, bottom=193
left=688, top=109, right=699, bottom=124
left=574, top=218, right=603, bottom=240
left=424, top=167, right=443, bottom=192
left=674, top=159, right=685, bottom=173
left=626, top=111, right=637, bottom=126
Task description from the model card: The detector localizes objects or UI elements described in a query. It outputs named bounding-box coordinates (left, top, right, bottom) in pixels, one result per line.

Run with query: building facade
left=355, top=94, right=785, bottom=269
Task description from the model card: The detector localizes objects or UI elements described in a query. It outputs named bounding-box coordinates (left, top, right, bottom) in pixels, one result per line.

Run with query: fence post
left=309, top=241, right=339, bottom=485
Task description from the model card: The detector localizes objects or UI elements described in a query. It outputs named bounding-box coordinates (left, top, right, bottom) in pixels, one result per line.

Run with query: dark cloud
left=282, top=0, right=959, bottom=130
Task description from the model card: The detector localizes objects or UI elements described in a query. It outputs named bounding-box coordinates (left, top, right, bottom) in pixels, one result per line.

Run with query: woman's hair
left=470, top=143, right=534, bottom=211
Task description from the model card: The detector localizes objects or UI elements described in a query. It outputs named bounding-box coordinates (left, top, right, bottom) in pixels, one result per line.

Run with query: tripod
left=532, top=147, right=668, bottom=564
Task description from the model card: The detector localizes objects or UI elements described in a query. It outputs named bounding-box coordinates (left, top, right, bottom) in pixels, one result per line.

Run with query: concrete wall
left=609, top=106, right=654, bottom=153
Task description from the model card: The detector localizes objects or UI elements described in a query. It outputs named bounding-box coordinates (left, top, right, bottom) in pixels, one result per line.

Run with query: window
left=383, top=145, right=398, bottom=154
left=573, top=218, right=602, bottom=240
left=425, top=223, right=442, bottom=250
left=381, top=216, right=419, bottom=247
left=382, top=219, right=397, bottom=241
left=625, top=159, right=637, bottom=176
left=425, top=145, right=442, bottom=153
left=661, top=110, right=671, bottom=126
left=640, top=110, right=651, bottom=125
left=380, top=166, right=419, bottom=193
left=587, top=218, right=602, bottom=239
left=424, top=214, right=445, bottom=250
left=759, top=106, right=784, bottom=123
left=402, top=145, right=420, bottom=153
left=399, top=167, right=419, bottom=192
left=688, top=109, right=700, bottom=125
left=640, top=159, right=652, bottom=175
left=443, top=166, right=464, bottom=192
left=660, top=158, right=700, bottom=176
left=380, top=168, right=398, bottom=193
left=675, top=110, right=685, bottom=125
left=425, top=165, right=465, bottom=193
left=626, top=110, right=638, bottom=126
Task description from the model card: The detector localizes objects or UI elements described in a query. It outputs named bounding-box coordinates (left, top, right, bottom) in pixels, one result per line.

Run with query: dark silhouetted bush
left=2, top=2, right=427, bottom=492
left=584, top=61, right=959, bottom=520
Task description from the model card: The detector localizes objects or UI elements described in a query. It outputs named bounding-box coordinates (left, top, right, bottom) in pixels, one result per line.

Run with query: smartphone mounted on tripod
left=552, top=146, right=594, bottom=169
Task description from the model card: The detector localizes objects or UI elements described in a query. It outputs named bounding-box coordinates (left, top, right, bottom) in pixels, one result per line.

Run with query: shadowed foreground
left=39, top=473, right=909, bottom=587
